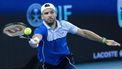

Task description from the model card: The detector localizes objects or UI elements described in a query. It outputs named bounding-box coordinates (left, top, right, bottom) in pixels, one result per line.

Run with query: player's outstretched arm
left=76, top=28, right=121, bottom=46
left=29, top=34, right=43, bottom=48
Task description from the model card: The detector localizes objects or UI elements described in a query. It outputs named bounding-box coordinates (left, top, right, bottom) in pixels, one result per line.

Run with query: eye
left=50, top=11, right=54, bottom=14
left=44, top=12, right=48, bottom=15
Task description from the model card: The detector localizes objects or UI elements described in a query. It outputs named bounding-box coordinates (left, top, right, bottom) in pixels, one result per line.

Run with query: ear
left=56, top=13, right=57, bottom=17
left=55, top=12, right=57, bottom=17
left=41, top=14, right=44, bottom=19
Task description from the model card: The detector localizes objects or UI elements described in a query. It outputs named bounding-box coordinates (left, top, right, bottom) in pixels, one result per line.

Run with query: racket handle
left=19, top=35, right=30, bottom=39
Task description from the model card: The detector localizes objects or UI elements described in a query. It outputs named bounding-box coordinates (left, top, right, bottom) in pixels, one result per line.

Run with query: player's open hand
left=106, top=40, right=121, bottom=47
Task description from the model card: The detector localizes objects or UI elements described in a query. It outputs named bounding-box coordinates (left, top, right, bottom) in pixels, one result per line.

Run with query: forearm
left=76, top=29, right=121, bottom=46
left=77, top=29, right=103, bottom=43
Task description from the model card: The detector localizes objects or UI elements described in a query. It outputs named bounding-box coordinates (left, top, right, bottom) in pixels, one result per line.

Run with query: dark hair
left=44, top=4, right=50, bottom=7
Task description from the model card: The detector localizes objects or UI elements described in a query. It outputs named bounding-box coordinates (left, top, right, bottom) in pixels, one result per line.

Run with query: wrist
left=101, top=37, right=107, bottom=44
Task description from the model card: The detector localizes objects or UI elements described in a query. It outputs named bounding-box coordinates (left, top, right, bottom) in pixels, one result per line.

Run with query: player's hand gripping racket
left=3, top=22, right=32, bottom=39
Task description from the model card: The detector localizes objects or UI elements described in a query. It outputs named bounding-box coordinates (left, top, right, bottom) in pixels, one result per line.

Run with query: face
left=41, top=8, right=57, bottom=26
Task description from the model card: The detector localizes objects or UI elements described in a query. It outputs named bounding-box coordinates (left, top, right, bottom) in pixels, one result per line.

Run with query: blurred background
left=0, top=0, right=122, bottom=69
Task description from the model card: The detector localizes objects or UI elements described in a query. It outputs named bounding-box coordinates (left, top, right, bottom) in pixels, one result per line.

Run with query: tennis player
left=29, top=3, right=121, bottom=69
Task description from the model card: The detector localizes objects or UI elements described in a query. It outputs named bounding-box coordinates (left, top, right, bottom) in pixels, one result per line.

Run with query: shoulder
left=59, top=20, right=75, bottom=27
left=34, top=23, right=47, bottom=35
left=36, top=23, right=46, bottom=30
left=60, top=20, right=70, bottom=24
left=59, top=20, right=72, bottom=26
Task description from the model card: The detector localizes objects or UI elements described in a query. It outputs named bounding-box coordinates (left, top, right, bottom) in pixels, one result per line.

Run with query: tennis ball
left=24, top=27, right=32, bottom=35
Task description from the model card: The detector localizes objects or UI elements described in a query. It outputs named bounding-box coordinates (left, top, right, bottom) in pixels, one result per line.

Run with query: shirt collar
left=43, top=21, right=51, bottom=29
left=43, top=20, right=61, bottom=30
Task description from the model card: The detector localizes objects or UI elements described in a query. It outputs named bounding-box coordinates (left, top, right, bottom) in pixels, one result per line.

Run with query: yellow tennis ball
left=24, top=27, right=32, bottom=35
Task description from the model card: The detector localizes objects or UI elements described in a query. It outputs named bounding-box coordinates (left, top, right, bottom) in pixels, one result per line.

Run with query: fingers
left=111, top=40, right=121, bottom=47
left=29, top=39, right=39, bottom=48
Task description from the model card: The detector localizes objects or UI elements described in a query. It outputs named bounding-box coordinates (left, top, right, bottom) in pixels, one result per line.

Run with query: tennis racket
left=3, top=22, right=30, bottom=39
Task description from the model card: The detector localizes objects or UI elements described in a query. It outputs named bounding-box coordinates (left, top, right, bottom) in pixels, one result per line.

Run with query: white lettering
left=119, top=50, right=122, bottom=57
left=93, top=51, right=118, bottom=59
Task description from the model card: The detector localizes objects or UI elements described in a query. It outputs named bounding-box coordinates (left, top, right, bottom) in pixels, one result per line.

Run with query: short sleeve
left=61, top=20, right=79, bottom=34
left=34, top=24, right=47, bottom=35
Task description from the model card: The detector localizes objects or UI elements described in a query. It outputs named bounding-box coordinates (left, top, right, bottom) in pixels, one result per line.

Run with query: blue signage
left=117, top=0, right=122, bottom=28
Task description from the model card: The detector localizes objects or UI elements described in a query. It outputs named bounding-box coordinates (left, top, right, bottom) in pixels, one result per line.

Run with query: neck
left=51, top=21, right=57, bottom=29
left=46, top=21, right=57, bottom=29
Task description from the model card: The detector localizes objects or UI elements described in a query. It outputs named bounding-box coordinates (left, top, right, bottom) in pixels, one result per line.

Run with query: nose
left=48, top=13, right=53, bottom=17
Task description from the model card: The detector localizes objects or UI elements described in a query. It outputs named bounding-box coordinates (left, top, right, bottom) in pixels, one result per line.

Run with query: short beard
left=45, top=19, right=56, bottom=27
left=46, top=22, right=54, bottom=27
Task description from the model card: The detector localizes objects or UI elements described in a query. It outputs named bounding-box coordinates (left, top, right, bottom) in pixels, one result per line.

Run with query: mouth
left=48, top=18, right=54, bottom=22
